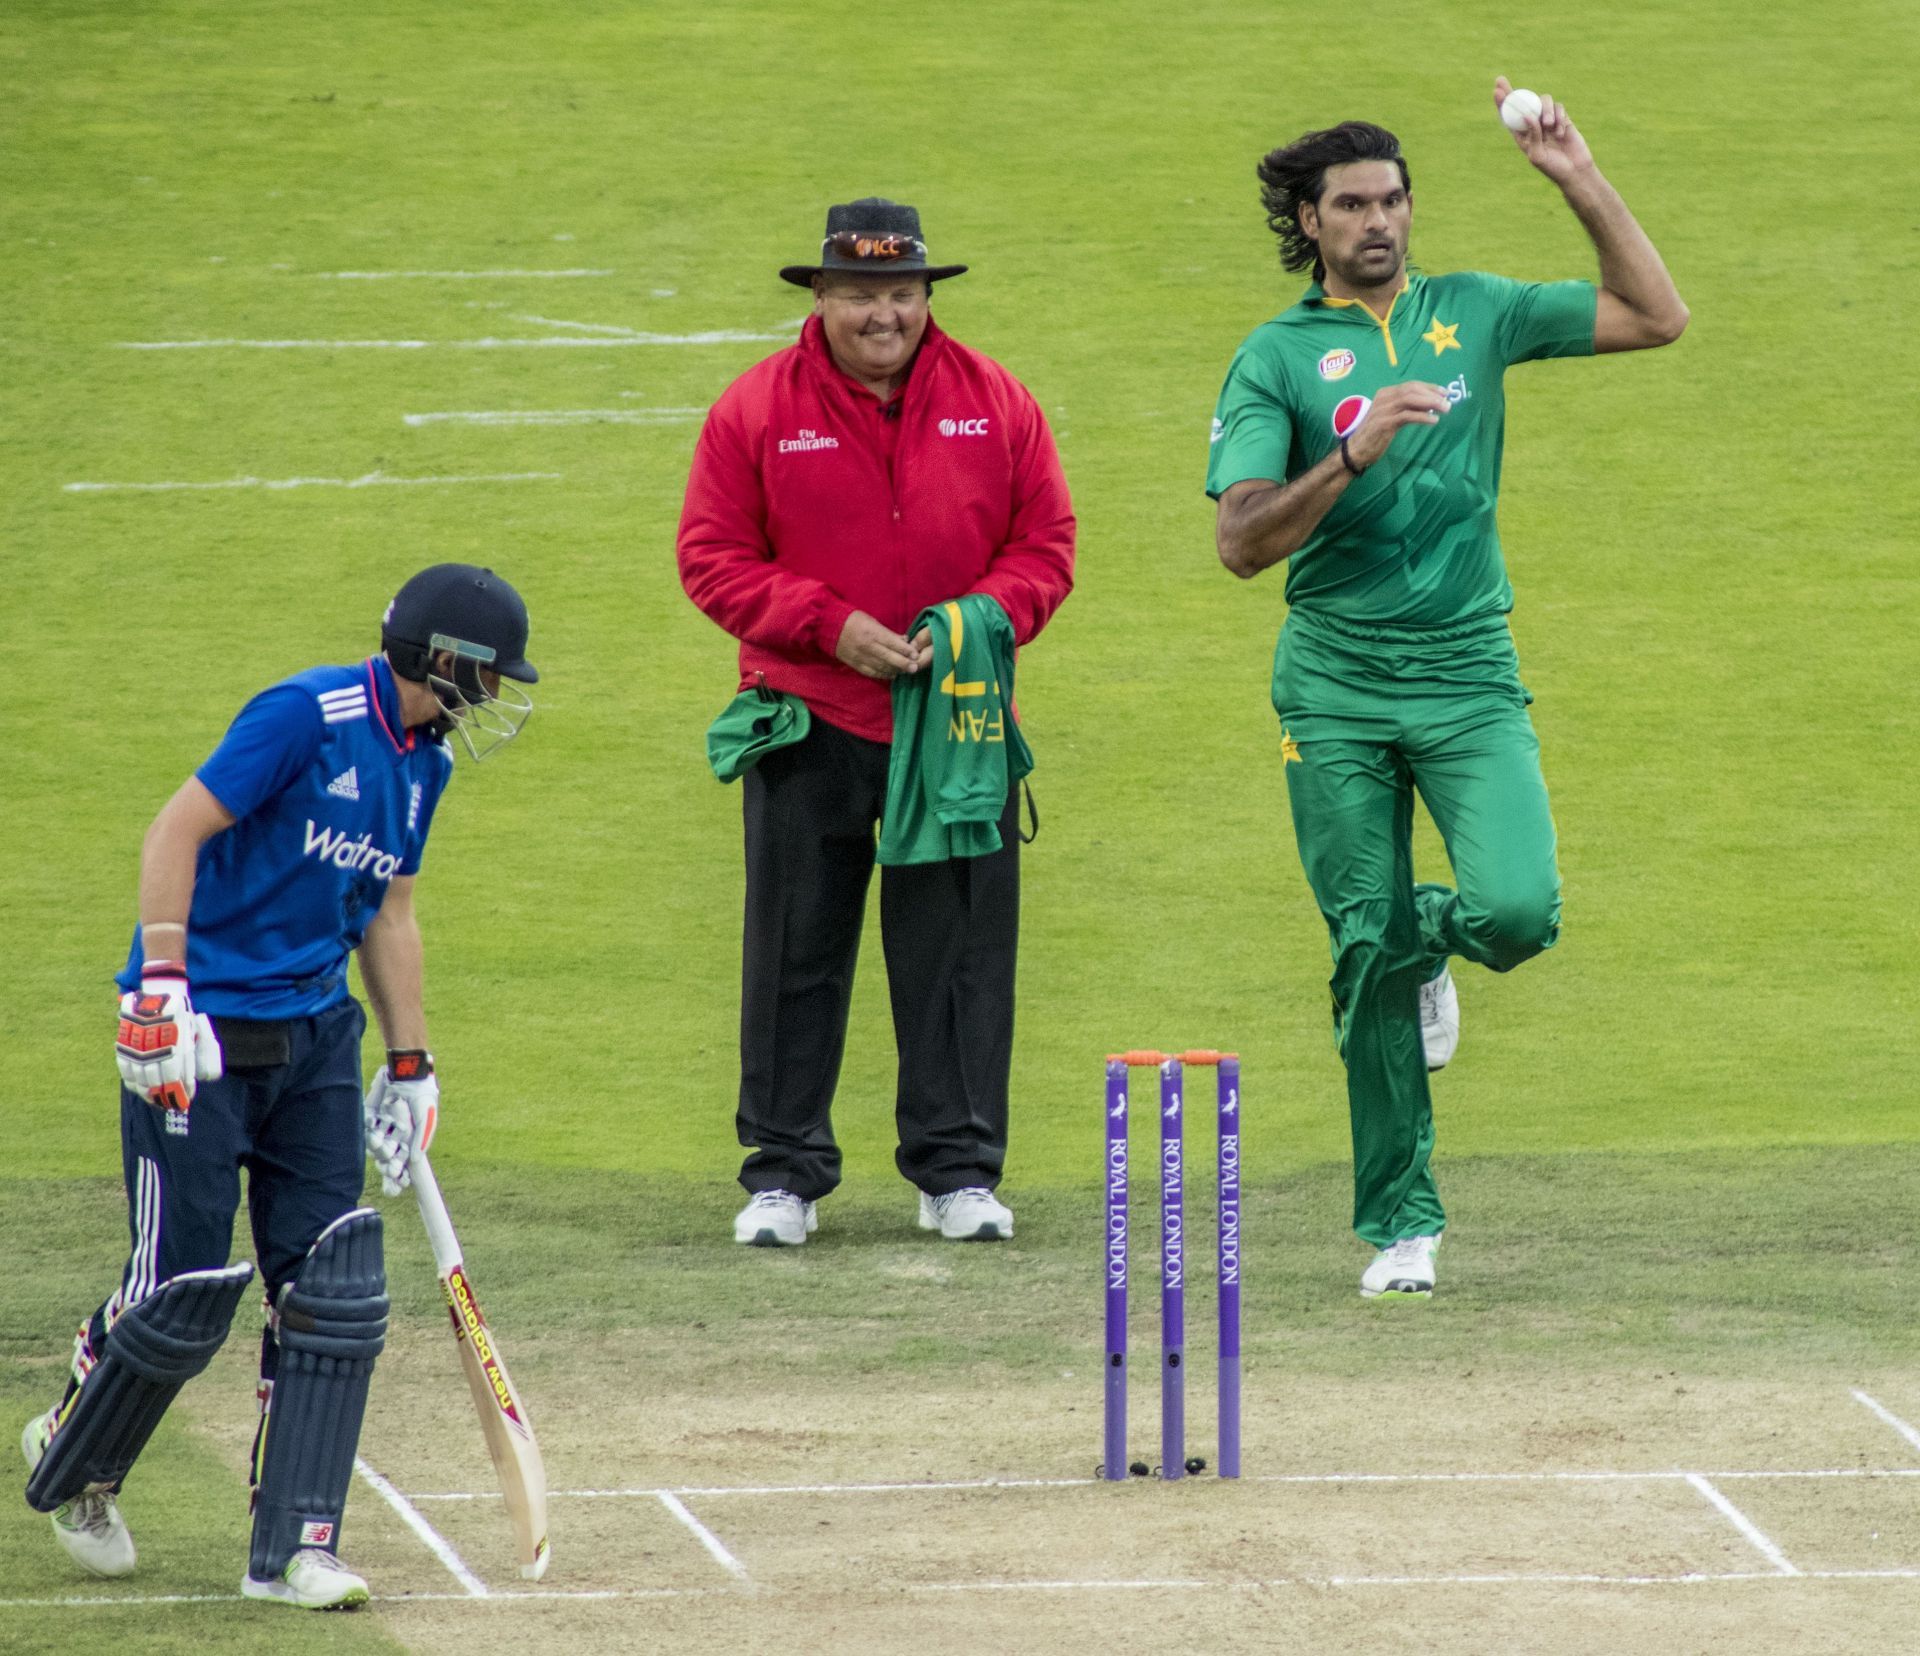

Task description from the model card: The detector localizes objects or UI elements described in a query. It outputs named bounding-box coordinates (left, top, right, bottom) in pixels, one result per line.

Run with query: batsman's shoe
left=241, top=1548, right=370, bottom=1610
left=20, top=1408, right=137, bottom=1579
left=733, top=1190, right=817, bottom=1247
left=1360, top=1234, right=1442, bottom=1300
left=1419, top=966, right=1460, bottom=1071
left=918, top=1187, right=1014, bottom=1241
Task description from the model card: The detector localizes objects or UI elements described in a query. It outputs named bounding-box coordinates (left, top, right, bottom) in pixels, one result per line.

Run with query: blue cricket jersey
left=118, top=656, right=454, bottom=1019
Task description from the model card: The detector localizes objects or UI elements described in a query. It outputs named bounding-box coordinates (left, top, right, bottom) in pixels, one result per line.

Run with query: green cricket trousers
left=1275, top=609, right=1561, bottom=1247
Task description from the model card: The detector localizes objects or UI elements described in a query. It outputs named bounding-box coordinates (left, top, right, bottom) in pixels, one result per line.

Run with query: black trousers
left=737, top=717, right=1019, bottom=1201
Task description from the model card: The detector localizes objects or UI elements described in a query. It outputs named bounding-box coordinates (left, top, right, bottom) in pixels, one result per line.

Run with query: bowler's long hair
left=1257, top=122, right=1411, bottom=280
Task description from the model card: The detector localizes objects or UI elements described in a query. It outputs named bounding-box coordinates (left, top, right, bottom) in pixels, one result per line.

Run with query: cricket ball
left=1500, top=88, right=1544, bottom=133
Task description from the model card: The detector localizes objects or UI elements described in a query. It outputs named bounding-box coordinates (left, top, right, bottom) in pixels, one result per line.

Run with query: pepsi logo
left=1317, top=349, right=1356, bottom=381
left=1331, top=395, right=1372, bottom=439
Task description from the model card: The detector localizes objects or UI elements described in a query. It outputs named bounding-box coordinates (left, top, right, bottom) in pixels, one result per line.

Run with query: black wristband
left=388, top=1049, right=434, bottom=1082
left=1340, top=436, right=1366, bottom=477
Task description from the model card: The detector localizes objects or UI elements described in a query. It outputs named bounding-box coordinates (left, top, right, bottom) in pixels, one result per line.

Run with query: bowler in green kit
left=1208, top=81, right=1688, bottom=1299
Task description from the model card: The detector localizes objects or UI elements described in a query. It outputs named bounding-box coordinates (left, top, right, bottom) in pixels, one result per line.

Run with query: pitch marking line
left=403, top=409, right=703, bottom=427
left=64, top=472, right=562, bottom=494
left=353, top=1456, right=488, bottom=1598
left=16, top=1569, right=1920, bottom=1611
left=1685, top=1473, right=1799, bottom=1575
left=312, top=270, right=615, bottom=280
left=509, top=313, right=647, bottom=336
left=117, top=332, right=791, bottom=350
left=655, top=1491, right=752, bottom=1584
left=405, top=1468, right=1920, bottom=1502
left=1855, top=1390, right=1920, bottom=1457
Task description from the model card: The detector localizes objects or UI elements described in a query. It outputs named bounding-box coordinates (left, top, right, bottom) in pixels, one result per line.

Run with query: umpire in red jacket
left=678, top=198, right=1075, bottom=1248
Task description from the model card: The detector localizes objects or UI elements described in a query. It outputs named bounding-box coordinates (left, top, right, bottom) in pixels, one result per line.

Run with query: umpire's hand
left=836, top=610, right=924, bottom=680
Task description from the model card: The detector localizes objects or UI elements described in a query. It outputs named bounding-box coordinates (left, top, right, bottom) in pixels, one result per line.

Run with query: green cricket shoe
left=241, top=1548, right=370, bottom=1610
left=1360, top=1233, right=1442, bottom=1300
left=20, top=1406, right=139, bottom=1578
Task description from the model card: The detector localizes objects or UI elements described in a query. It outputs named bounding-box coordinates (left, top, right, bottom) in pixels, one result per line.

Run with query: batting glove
left=115, top=960, right=223, bottom=1111
left=365, top=1050, right=439, bottom=1196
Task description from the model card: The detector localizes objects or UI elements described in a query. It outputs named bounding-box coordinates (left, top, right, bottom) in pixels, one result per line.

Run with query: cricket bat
left=409, top=1148, right=552, bottom=1580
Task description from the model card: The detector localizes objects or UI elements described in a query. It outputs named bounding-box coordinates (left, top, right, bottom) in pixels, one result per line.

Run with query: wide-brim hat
left=779, top=197, right=967, bottom=287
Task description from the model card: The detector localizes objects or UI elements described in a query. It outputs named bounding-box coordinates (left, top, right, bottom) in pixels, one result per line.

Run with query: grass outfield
left=3, top=0, right=1915, bottom=1645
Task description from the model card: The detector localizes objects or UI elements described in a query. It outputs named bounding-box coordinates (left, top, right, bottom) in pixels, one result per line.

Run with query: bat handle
left=409, top=1149, right=465, bottom=1277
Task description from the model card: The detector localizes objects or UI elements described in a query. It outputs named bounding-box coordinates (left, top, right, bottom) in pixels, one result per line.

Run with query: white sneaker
left=242, top=1547, right=370, bottom=1610
left=1419, top=966, right=1459, bottom=1071
left=733, top=1190, right=818, bottom=1247
left=918, top=1187, right=1013, bottom=1241
left=1360, top=1233, right=1441, bottom=1299
left=21, top=1407, right=138, bottom=1579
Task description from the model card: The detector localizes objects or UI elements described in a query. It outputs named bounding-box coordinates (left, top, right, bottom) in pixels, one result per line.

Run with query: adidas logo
left=326, top=767, right=360, bottom=801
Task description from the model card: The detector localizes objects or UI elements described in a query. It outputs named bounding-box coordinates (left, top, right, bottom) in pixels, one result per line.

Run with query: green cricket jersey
left=1206, top=271, right=1596, bottom=627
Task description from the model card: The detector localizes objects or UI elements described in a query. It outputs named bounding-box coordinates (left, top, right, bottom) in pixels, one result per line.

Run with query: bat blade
left=412, top=1151, right=552, bottom=1580
left=441, top=1259, right=552, bottom=1580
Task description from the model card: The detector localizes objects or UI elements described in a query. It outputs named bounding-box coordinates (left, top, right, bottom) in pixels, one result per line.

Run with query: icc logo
left=939, top=417, right=989, bottom=437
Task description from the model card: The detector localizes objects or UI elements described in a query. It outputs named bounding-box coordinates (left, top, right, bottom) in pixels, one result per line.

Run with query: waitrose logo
left=303, top=820, right=403, bottom=883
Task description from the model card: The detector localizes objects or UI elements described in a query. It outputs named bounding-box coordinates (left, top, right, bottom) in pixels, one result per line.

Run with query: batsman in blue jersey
left=21, top=564, right=538, bottom=1610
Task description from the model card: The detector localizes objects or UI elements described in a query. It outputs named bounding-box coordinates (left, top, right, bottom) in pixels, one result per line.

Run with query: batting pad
left=26, top=1262, right=255, bottom=1512
left=250, top=1207, right=388, bottom=1578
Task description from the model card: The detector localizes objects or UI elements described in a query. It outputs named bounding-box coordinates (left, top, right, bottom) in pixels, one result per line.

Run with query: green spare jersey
left=1206, top=271, right=1596, bottom=627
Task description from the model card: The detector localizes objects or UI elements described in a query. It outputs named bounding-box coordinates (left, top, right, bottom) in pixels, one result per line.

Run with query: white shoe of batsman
left=1420, top=966, right=1460, bottom=1071
left=241, top=1547, right=370, bottom=1610
left=20, top=1407, right=138, bottom=1579
left=918, top=1188, right=1013, bottom=1241
left=1360, top=1234, right=1442, bottom=1300
left=733, top=1190, right=818, bottom=1247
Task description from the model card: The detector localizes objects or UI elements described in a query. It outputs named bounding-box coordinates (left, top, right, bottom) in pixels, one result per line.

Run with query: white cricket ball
left=1501, top=87, right=1543, bottom=132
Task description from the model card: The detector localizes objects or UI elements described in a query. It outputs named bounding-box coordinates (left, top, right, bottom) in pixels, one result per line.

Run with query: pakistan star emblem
left=1281, top=726, right=1302, bottom=764
left=1423, top=319, right=1461, bottom=356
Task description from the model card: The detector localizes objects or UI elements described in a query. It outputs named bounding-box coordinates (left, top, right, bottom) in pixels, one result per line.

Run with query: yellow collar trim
left=1318, top=284, right=1405, bottom=366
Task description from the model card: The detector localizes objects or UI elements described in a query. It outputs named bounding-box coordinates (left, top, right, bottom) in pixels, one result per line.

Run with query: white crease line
left=17, top=1570, right=1920, bottom=1610
left=0, top=1587, right=716, bottom=1609
left=1713, top=1468, right=1920, bottom=1480
left=1854, top=1390, right=1920, bottom=1457
left=406, top=1468, right=1920, bottom=1503
left=409, top=1476, right=1097, bottom=1501
left=1, top=1594, right=241, bottom=1607
left=65, top=471, right=561, bottom=494
left=353, top=1457, right=489, bottom=1597
left=908, top=1571, right=1862, bottom=1592
left=403, top=409, right=703, bottom=427
left=655, top=1490, right=752, bottom=1583
left=911, top=1578, right=1211, bottom=1593
left=1686, top=1473, right=1799, bottom=1576
left=511, top=313, right=648, bottom=336
left=118, top=332, right=790, bottom=349
left=312, top=269, right=615, bottom=280
left=1324, top=1571, right=1781, bottom=1588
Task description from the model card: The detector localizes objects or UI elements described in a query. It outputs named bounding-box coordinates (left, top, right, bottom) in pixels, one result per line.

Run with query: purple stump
left=1217, top=1056, right=1242, bottom=1478
left=1160, top=1057, right=1186, bottom=1480
left=1103, top=1059, right=1129, bottom=1480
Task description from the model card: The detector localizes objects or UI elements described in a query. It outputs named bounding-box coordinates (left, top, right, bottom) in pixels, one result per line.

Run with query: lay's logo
left=1331, top=395, right=1373, bottom=439
left=1318, top=349, right=1356, bottom=381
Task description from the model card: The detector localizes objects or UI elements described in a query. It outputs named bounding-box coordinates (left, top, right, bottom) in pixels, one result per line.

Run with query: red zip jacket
left=677, top=314, right=1075, bottom=742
